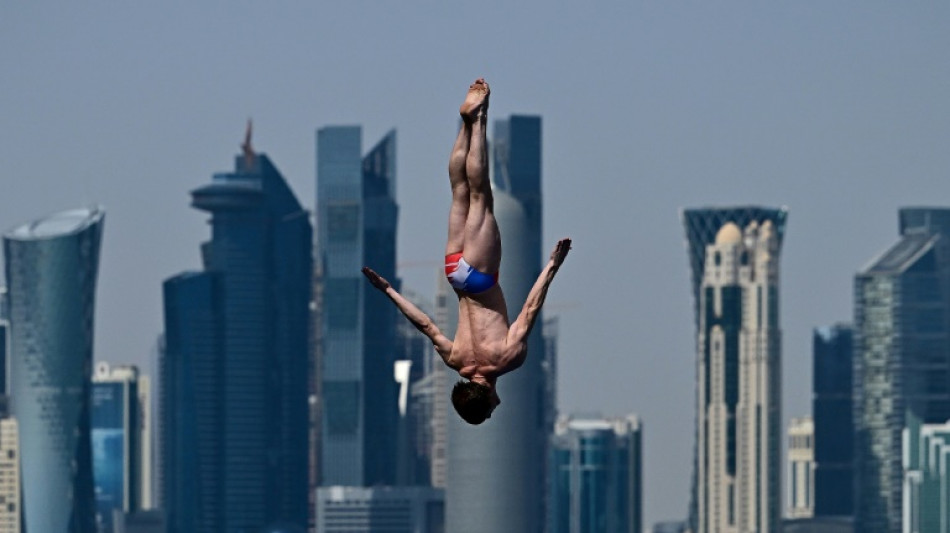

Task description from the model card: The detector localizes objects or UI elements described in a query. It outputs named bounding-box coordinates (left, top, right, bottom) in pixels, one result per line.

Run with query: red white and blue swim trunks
left=445, top=252, right=499, bottom=294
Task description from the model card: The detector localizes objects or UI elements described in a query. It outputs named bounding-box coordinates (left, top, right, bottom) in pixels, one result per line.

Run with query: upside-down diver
left=362, top=78, right=571, bottom=425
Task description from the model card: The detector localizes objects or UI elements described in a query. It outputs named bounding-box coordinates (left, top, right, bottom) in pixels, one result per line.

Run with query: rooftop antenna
left=241, top=118, right=255, bottom=169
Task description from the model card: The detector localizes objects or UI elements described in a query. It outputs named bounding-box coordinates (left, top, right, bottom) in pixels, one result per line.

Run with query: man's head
left=451, top=380, right=499, bottom=425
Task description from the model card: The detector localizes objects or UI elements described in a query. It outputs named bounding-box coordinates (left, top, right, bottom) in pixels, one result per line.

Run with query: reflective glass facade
left=853, top=208, right=950, bottom=533
left=549, top=416, right=642, bottom=533
left=317, top=127, right=399, bottom=486
left=812, top=325, right=854, bottom=517
left=162, top=151, right=312, bottom=532
left=4, top=207, right=104, bottom=533
left=92, top=365, right=143, bottom=533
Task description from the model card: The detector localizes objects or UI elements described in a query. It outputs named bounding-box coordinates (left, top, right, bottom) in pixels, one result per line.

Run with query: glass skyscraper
left=162, top=147, right=312, bottom=532
left=92, top=363, right=146, bottom=533
left=316, top=126, right=400, bottom=487
left=812, top=324, right=854, bottom=517
left=4, top=206, right=104, bottom=533
left=446, top=115, right=548, bottom=533
left=549, top=415, right=643, bottom=533
left=682, top=206, right=788, bottom=533
left=902, top=417, right=950, bottom=533
left=853, top=208, right=950, bottom=533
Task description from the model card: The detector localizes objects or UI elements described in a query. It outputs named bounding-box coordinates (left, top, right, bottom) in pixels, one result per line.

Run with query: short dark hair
left=451, top=380, right=493, bottom=425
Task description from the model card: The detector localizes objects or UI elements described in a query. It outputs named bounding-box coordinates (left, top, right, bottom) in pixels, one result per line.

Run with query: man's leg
left=446, top=121, right=471, bottom=256
left=460, top=79, right=501, bottom=274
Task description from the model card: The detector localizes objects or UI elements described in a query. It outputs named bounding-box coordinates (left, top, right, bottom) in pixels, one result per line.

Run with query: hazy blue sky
left=2, top=2, right=949, bottom=525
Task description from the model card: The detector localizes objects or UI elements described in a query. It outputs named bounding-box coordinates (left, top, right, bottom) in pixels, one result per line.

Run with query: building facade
left=446, top=115, right=548, bottom=533
left=903, top=418, right=950, bottom=533
left=4, top=206, right=104, bottom=533
left=92, top=363, right=150, bottom=532
left=813, top=324, right=854, bottom=517
left=549, top=415, right=643, bottom=533
left=787, top=417, right=815, bottom=519
left=682, top=207, right=787, bottom=533
left=315, top=486, right=444, bottom=533
left=853, top=208, right=950, bottom=533
left=317, top=126, right=400, bottom=487
left=0, top=416, right=19, bottom=533
left=161, top=143, right=312, bottom=532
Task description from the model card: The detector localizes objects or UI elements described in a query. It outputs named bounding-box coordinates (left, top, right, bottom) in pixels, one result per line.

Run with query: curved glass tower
left=446, top=116, right=546, bottom=533
left=4, top=207, right=104, bottom=533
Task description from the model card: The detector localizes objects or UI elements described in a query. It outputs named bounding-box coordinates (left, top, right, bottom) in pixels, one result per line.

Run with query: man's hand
left=361, top=266, right=391, bottom=291
left=550, top=238, right=572, bottom=269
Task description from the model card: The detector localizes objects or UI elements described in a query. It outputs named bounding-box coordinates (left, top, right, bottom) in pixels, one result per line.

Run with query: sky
left=2, top=2, right=949, bottom=526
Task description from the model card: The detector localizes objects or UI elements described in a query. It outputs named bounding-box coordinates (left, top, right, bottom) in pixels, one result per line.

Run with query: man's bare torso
left=446, top=285, right=523, bottom=380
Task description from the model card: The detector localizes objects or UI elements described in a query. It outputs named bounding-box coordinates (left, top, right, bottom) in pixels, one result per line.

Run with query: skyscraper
left=316, top=126, right=399, bottom=486
left=812, top=324, right=854, bottom=517
left=446, top=115, right=547, bottom=533
left=682, top=206, right=787, bottom=533
left=853, top=208, right=950, bottom=533
left=902, top=417, right=950, bottom=533
left=4, top=206, right=104, bottom=533
left=92, top=363, right=148, bottom=533
left=787, top=417, right=815, bottom=519
left=549, top=415, right=643, bottom=533
left=0, top=406, right=20, bottom=533
left=162, top=141, right=312, bottom=532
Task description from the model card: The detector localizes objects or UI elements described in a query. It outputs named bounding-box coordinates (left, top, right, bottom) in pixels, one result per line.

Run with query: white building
left=0, top=417, right=20, bottom=533
left=694, top=217, right=783, bottom=533
left=788, top=416, right=815, bottom=518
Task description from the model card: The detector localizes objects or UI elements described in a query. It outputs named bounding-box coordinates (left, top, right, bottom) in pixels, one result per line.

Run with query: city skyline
left=2, top=3, right=950, bottom=526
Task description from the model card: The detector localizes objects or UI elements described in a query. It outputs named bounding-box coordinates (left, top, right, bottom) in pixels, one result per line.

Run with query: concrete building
left=682, top=207, right=788, bottom=533
left=429, top=274, right=457, bottom=489
left=162, top=137, right=312, bottom=532
left=788, top=416, right=816, bottom=519
left=316, top=126, right=400, bottom=487
left=854, top=208, right=950, bottom=533
left=315, top=486, right=444, bottom=533
left=813, top=324, right=854, bottom=517
left=446, top=115, right=548, bottom=533
left=549, top=415, right=643, bottom=533
left=4, top=206, right=104, bottom=533
left=0, top=416, right=20, bottom=533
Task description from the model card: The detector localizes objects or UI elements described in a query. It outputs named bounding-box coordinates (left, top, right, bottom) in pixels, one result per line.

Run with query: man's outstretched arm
left=504, top=238, right=572, bottom=366
left=362, top=267, right=455, bottom=363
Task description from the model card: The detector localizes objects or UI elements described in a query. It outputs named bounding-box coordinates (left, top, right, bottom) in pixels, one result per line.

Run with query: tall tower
left=812, top=324, right=853, bottom=517
left=316, top=126, right=399, bottom=486
left=4, top=206, right=104, bottom=533
left=786, top=416, right=815, bottom=519
left=446, top=115, right=547, bottom=533
left=682, top=207, right=787, bottom=533
left=92, top=363, right=148, bottom=533
left=162, top=142, right=312, bottom=532
left=853, top=208, right=950, bottom=533
left=549, top=415, right=643, bottom=533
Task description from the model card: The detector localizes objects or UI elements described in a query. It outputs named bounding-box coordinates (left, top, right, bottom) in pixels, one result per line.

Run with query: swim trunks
left=445, top=252, right=499, bottom=294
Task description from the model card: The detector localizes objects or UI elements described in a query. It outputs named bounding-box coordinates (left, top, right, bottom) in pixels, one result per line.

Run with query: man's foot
left=460, top=78, right=490, bottom=122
